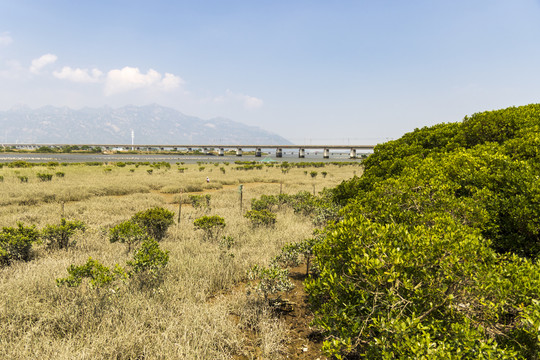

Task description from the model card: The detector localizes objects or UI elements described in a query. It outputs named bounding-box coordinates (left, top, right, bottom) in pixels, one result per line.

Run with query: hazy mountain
left=0, top=104, right=293, bottom=145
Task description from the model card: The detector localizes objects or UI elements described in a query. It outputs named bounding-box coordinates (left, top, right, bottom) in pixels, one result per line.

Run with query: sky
left=1, top=0, right=540, bottom=145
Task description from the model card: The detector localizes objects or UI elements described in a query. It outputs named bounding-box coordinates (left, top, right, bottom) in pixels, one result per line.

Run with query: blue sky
left=1, top=1, right=539, bottom=144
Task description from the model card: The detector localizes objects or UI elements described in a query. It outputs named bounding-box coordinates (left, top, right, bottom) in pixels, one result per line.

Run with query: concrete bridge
left=3, top=143, right=376, bottom=159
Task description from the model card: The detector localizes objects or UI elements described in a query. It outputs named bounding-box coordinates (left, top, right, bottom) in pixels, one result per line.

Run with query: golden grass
left=0, top=161, right=361, bottom=359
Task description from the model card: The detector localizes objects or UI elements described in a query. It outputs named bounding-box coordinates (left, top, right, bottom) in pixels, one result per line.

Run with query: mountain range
left=0, top=104, right=292, bottom=145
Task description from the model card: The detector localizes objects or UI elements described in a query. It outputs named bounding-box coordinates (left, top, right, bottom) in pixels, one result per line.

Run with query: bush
left=131, top=207, right=174, bottom=241
left=189, top=194, right=211, bottom=209
left=17, top=175, right=28, bottom=183
left=244, top=209, right=276, bottom=227
left=0, top=223, right=39, bottom=266
left=126, top=238, right=169, bottom=277
left=36, top=173, right=53, bottom=181
left=56, top=257, right=127, bottom=288
left=193, top=215, right=226, bottom=241
left=248, top=264, right=294, bottom=301
left=307, top=215, right=539, bottom=358
left=109, top=220, right=148, bottom=252
left=41, top=218, right=86, bottom=249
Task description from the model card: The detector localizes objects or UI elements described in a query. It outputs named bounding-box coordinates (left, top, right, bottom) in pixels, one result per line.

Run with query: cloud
left=104, top=66, right=183, bottom=95
left=53, top=66, right=103, bottom=83
left=30, top=54, right=57, bottom=74
left=0, top=32, right=13, bottom=47
left=214, top=89, right=264, bottom=109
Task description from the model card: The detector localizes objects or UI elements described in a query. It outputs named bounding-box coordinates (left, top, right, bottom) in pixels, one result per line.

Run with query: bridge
left=2, top=143, right=377, bottom=159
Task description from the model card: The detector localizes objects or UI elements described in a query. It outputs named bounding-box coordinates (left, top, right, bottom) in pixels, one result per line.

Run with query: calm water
left=0, top=151, right=365, bottom=164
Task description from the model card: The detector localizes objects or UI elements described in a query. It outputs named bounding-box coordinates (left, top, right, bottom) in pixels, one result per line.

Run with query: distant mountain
left=0, top=104, right=293, bottom=145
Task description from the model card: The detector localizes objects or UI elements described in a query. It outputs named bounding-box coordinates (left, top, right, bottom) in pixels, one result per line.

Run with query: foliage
left=126, top=238, right=169, bottom=277
left=57, top=238, right=168, bottom=290
left=56, top=257, right=127, bottom=288
left=131, top=207, right=174, bottom=241
left=307, top=104, right=540, bottom=358
left=272, top=237, right=321, bottom=276
left=41, top=218, right=86, bottom=250
left=307, top=215, right=540, bottom=358
left=193, top=215, right=226, bottom=241
left=0, top=223, right=40, bottom=266
left=244, top=209, right=276, bottom=227
left=36, top=173, right=53, bottom=181
left=189, top=194, right=211, bottom=209
left=109, top=220, right=148, bottom=252
left=248, top=264, right=294, bottom=301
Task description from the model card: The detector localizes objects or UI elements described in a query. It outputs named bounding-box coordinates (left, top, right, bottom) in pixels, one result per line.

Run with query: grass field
left=0, top=161, right=361, bottom=359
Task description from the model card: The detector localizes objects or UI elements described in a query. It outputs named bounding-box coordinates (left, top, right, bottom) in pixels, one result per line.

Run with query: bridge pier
left=218, top=148, right=224, bottom=156
left=323, top=148, right=330, bottom=159
left=236, top=148, right=243, bottom=156
left=350, top=148, right=357, bottom=159
left=255, top=148, right=262, bottom=157
left=276, top=148, right=283, bottom=158
left=299, top=148, right=305, bottom=158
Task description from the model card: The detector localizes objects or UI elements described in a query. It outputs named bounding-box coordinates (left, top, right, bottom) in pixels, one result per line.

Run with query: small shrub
left=194, top=215, right=226, bottom=241
left=55, top=171, right=65, bottom=178
left=248, top=264, right=294, bottom=301
left=146, top=169, right=153, bottom=175
left=0, top=223, right=40, bottom=266
left=41, top=218, right=86, bottom=250
left=310, top=171, right=318, bottom=178
left=18, top=175, right=28, bottom=183
left=56, top=257, right=127, bottom=288
left=244, top=209, right=277, bottom=227
left=37, top=173, right=53, bottom=181
left=131, top=207, right=174, bottom=241
left=189, top=194, right=211, bottom=209
left=0, top=175, right=3, bottom=182
left=127, top=238, right=169, bottom=277
left=321, top=171, right=328, bottom=178
left=109, top=220, right=148, bottom=252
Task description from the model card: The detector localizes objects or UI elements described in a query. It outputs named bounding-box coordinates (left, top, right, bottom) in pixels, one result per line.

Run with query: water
left=0, top=151, right=366, bottom=164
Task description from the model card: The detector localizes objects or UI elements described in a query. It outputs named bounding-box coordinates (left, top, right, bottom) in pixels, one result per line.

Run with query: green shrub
left=56, top=257, right=127, bottom=288
left=131, top=207, right=174, bottom=241
left=251, top=194, right=279, bottom=211
left=126, top=238, right=169, bottom=277
left=109, top=220, right=148, bottom=252
left=244, top=209, right=276, bottom=227
left=307, top=214, right=540, bottom=358
left=189, top=194, right=211, bottom=209
left=55, top=171, right=65, bottom=178
left=0, top=223, right=39, bottom=266
left=310, top=171, right=318, bottom=178
left=248, top=264, right=293, bottom=301
left=17, top=175, right=28, bottom=183
left=41, top=218, right=86, bottom=250
left=193, top=215, right=226, bottom=241
left=36, top=173, right=53, bottom=181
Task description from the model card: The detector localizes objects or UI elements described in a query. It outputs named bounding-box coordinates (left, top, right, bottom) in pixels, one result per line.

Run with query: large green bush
left=308, top=104, right=540, bottom=358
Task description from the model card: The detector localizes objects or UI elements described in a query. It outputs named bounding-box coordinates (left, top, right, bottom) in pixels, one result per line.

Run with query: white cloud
left=104, top=66, right=182, bottom=95
left=0, top=32, right=13, bottom=47
left=30, top=54, right=57, bottom=74
left=53, top=66, right=103, bottom=83
left=214, top=89, right=264, bottom=110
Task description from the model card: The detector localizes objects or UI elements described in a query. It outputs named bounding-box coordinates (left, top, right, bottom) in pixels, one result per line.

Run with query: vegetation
left=131, top=207, right=174, bottom=241
left=41, top=218, right=86, bottom=250
left=193, top=215, right=226, bottom=241
left=308, top=104, right=540, bottom=358
left=0, top=157, right=362, bottom=358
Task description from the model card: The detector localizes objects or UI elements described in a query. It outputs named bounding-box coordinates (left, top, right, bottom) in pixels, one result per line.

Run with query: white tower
left=131, top=129, right=134, bottom=150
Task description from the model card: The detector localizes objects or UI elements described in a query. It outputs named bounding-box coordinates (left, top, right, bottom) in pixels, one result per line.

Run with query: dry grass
left=0, top=161, right=361, bottom=359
